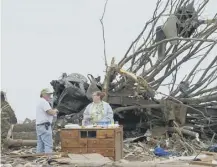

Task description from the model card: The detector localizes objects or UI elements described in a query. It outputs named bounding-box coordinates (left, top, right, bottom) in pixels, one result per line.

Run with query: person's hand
left=53, top=108, right=59, bottom=115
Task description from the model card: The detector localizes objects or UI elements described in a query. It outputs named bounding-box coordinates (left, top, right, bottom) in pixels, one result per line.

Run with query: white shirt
left=36, top=98, right=53, bottom=124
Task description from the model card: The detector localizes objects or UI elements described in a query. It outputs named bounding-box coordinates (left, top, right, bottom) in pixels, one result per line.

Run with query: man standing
left=36, top=88, right=58, bottom=155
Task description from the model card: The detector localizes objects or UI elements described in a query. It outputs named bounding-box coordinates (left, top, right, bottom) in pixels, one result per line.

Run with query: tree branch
left=100, top=0, right=109, bottom=67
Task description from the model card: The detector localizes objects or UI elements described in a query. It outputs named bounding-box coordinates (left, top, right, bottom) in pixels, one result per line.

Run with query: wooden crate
left=60, top=126, right=123, bottom=161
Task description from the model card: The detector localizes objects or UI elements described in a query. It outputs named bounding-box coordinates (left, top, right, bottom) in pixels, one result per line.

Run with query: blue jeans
left=36, top=124, right=53, bottom=154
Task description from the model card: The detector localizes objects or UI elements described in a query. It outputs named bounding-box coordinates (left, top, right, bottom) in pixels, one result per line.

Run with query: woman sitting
left=82, top=91, right=114, bottom=126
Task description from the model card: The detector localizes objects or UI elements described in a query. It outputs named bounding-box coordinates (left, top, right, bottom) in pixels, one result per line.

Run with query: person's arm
left=104, top=103, right=114, bottom=123
left=47, top=108, right=58, bottom=116
left=83, top=104, right=91, bottom=122
left=42, top=100, right=58, bottom=116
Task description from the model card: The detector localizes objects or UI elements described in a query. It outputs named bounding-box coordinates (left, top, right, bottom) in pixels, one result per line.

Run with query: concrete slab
left=82, top=153, right=103, bottom=159
left=113, top=161, right=211, bottom=167
left=56, top=153, right=212, bottom=167
left=68, top=154, right=87, bottom=161
left=83, top=153, right=112, bottom=162
left=60, top=153, right=113, bottom=167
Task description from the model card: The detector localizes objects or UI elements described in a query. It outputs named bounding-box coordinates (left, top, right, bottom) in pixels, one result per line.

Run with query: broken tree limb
left=168, top=127, right=199, bottom=139
left=114, top=104, right=162, bottom=113
left=9, top=152, right=64, bottom=158
left=181, top=129, right=199, bottom=140
left=7, top=124, right=14, bottom=139
left=13, top=122, right=36, bottom=132
left=5, top=124, right=37, bottom=147
left=180, top=93, right=217, bottom=104
left=189, top=86, right=217, bottom=97
left=100, top=0, right=108, bottom=67
left=6, top=138, right=37, bottom=147
left=12, top=132, right=36, bottom=140
left=102, top=57, right=116, bottom=102
left=146, top=137, right=167, bottom=148
left=117, top=68, right=155, bottom=97
left=182, top=126, right=194, bottom=131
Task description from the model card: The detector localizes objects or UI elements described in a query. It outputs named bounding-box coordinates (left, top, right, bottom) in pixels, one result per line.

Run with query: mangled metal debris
left=47, top=0, right=217, bottom=142
left=1, top=3, right=217, bottom=167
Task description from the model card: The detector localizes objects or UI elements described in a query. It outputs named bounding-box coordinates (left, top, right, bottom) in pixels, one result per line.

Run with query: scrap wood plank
left=196, top=156, right=215, bottom=162
left=51, top=158, right=72, bottom=164
left=9, top=152, right=65, bottom=158
left=201, top=151, right=217, bottom=159
left=201, top=152, right=217, bottom=155
left=190, top=161, right=217, bottom=166
left=64, top=153, right=113, bottom=167
left=189, top=152, right=217, bottom=166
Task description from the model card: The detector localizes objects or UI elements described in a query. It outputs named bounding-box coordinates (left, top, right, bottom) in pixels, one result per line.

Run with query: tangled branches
left=110, top=0, right=217, bottom=107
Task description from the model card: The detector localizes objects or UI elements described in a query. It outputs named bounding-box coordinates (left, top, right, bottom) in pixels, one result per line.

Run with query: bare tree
left=99, top=0, right=217, bottom=139
left=105, top=0, right=217, bottom=107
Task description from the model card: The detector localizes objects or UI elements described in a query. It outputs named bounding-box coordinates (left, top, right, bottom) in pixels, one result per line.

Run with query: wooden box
left=60, top=126, right=123, bottom=161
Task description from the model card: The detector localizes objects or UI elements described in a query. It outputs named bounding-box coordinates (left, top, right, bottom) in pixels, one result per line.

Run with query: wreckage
left=50, top=0, right=217, bottom=139
left=2, top=0, right=217, bottom=148
left=1, top=91, right=18, bottom=149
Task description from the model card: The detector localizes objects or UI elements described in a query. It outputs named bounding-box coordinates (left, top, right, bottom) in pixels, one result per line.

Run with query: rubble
left=1, top=0, right=217, bottom=166
left=1, top=91, right=17, bottom=150
left=1, top=126, right=216, bottom=166
left=4, top=0, right=216, bottom=148
left=1, top=137, right=217, bottom=167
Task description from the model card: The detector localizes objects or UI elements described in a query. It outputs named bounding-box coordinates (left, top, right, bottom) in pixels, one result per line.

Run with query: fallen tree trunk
left=5, top=124, right=37, bottom=148
left=13, top=123, right=36, bottom=132
left=6, top=139, right=37, bottom=147
left=12, top=132, right=36, bottom=140
left=168, top=127, right=199, bottom=139
left=102, top=57, right=116, bottom=102
left=114, top=104, right=162, bottom=113
left=9, top=152, right=63, bottom=158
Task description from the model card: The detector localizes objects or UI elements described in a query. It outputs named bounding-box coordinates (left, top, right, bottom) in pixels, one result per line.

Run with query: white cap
left=40, top=88, right=53, bottom=95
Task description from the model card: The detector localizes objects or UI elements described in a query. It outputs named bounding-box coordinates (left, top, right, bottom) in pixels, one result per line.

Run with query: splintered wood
left=190, top=151, right=217, bottom=167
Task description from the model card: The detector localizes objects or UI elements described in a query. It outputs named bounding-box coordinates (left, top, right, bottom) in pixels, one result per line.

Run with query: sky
left=1, top=0, right=217, bottom=121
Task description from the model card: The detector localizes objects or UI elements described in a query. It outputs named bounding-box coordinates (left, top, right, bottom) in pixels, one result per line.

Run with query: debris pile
left=3, top=0, right=217, bottom=150
left=1, top=135, right=217, bottom=167
left=1, top=0, right=217, bottom=166
left=123, top=133, right=210, bottom=161
left=12, top=121, right=36, bottom=140
left=48, top=0, right=217, bottom=141
left=1, top=91, right=17, bottom=150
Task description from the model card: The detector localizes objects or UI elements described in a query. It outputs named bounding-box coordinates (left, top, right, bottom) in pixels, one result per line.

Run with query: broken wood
left=5, top=125, right=37, bottom=147
left=12, top=132, right=36, bottom=140
left=168, top=127, right=199, bottom=139
left=8, top=0, right=217, bottom=148
left=102, top=57, right=116, bottom=102
left=190, top=161, right=217, bottom=167
left=9, top=152, right=64, bottom=158
left=6, top=138, right=37, bottom=147
left=114, top=104, right=162, bottom=113
left=13, top=122, right=36, bottom=132
left=190, top=152, right=217, bottom=167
